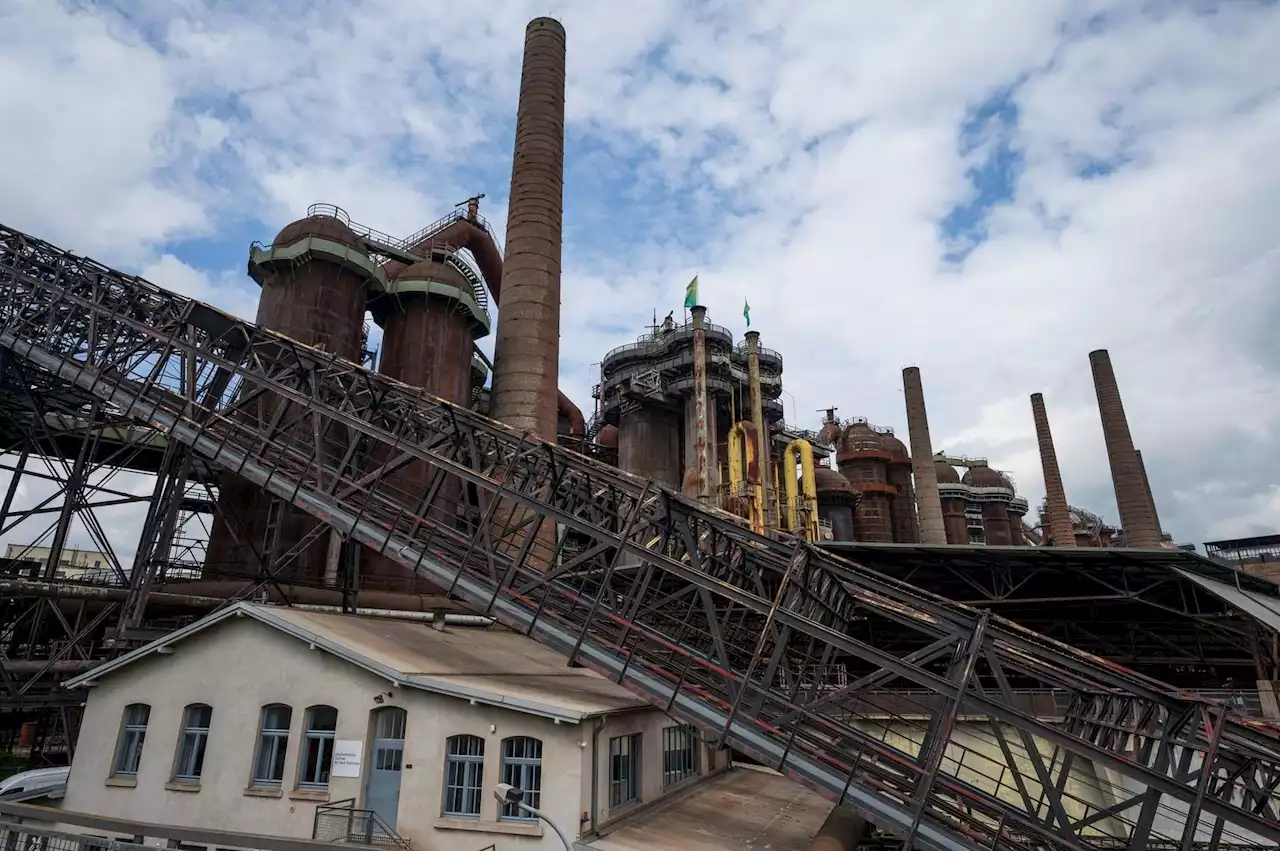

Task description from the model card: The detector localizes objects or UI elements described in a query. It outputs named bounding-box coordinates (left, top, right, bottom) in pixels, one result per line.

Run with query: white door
left=364, top=708, right=406, bottom=829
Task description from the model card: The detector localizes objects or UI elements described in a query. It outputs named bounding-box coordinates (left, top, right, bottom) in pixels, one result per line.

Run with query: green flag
left=683, top=275, right=699, bottom=309
left=743, top=299, right=751, bottom=327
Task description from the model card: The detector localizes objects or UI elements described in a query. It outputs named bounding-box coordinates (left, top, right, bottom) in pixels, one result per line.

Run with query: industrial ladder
left=1, top=223, right=1278, bottom=851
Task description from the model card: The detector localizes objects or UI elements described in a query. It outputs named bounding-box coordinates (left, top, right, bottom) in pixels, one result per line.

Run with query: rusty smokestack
left=744, top=330, right=773, bottom=525
left=1030, top=393, right=1076, bottom=547
left=1089, top=349, right=1160, bottom=547
left=691, top=305, right=714, bottom=505
left=902, top=367, right=946, bottom=544
left=1134, top=449, right=1164, bottom=540
left=488, top=17, right=566, bottom=439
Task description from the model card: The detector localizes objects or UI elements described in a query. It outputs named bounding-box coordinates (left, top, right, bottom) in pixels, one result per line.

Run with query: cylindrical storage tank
left=814, top=466, right=858, bottom=542
left=618, top=407, right=681, bottom=489
left=935, top=460, right=969, bottom=545
left=1007, top=507, right=1025, bottom=545
left=596, top=424, right=619, bottom=449
left=964, top=466, right=1014, bottom=546
left=880, top=432, right=920, bottom=543
left=363, top=256, right=489, bottom=588
left=837, top=422, right=893, bottom=543
left=205, top=212, right=374, bottom=585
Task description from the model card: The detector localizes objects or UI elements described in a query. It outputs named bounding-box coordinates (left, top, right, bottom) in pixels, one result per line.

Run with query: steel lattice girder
left=3, top=223, right=1280, bottom=851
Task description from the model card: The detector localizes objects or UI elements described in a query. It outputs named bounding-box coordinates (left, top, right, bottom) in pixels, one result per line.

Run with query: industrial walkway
left=2, top=223, right=1278, bottom=851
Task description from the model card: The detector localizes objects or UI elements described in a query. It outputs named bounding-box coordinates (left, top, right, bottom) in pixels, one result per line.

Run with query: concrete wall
left=59, top=618, right=667, bottom=851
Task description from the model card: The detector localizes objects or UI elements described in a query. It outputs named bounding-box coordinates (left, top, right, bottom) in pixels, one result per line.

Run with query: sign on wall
left=331, top=740, right=364, bottom=778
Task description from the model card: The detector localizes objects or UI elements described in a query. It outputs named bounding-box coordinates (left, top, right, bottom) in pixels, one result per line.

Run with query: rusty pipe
left=728, top=422, right=765, bottom=534
left=783, top=438, right=820, bottom=541
left=557, top=390, right=585, bottom=437
left=744, top=330, right=774, bottom=527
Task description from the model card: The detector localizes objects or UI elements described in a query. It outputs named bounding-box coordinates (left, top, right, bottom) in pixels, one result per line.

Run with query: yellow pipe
left=783, top=438, right=820, bottom=541
left=728, top=422, right=766, bottom=534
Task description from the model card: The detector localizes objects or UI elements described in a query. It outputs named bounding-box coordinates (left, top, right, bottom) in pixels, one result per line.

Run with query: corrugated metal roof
left=1173, top=568, right=1280, bottom=633
left=66, top=603, right=648, bottom=723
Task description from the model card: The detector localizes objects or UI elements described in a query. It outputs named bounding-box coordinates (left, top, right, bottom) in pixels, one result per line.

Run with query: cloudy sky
left=1, top=0, right=1278, bottom=563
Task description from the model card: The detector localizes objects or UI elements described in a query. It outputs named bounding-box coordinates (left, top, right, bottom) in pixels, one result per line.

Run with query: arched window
left=499, top=736, right=542, bottom=820
left=173, top=704, right=212, bottom=782
left=298, top=705, right=338, bottom=788
left=442, top=735, right=484, bottom=817
left=112, top=703, right=150, bottom=777
left=252, top=704, right=292, bottom=787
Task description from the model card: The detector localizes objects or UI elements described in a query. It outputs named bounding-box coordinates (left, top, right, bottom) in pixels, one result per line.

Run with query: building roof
left=65, top=603, right=648, bottom=723
left=586, top=765, right=831, bottom=851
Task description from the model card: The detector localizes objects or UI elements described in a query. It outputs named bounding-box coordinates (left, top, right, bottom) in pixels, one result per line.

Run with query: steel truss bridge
left=1, top=223, right=1279, bottom=851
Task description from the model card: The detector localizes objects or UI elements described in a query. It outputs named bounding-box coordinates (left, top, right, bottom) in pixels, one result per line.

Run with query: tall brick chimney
left=1030, top=393, right=1076, bottom=547
left=902, top=367, right=946, bottom=545
left=1089, top=350, right=1160, bottom=547
left=489, top=18, right=566, bottom=439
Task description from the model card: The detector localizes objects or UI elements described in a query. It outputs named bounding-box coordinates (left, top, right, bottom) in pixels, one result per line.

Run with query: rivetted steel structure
left=594, top=314, right=783, bottom=493
left=933, top=454, right=1031, bottom=545
left=5, top=223, right=1280, bottom=851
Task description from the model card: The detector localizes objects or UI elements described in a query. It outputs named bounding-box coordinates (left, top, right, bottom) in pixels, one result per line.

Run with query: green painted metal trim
left=248, top=237, right=388, bottom=290
left=385, top=276, right=491, bottom=336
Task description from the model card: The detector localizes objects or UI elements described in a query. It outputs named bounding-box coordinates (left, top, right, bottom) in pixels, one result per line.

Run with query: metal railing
left=313, top=800, right=410, bottom=849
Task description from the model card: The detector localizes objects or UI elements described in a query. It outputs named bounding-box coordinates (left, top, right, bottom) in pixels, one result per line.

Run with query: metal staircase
left=1, top=223, right=1278, bottom=851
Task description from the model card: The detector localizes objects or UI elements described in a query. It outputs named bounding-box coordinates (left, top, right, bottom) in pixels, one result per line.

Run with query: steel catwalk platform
left=2, top=223, right=1279, bottom=851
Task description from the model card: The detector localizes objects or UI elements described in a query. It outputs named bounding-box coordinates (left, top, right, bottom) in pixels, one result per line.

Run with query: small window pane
left=662, top=725, right=698, bottom=787
left=299, top=705, right=337, bottom=788
left=253, top=704, right=291, bottom=787
left=113, top=703, right=150, bottom=777
left=609, top=733, right=640, bottom=808
left=443, top=735, right=484, bottom=817
left=174, top=704, right=211, bottom=782
left=499, top=737, right=542, bottom=820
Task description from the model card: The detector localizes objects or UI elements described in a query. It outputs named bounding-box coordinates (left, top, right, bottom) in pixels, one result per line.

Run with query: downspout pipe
left=589, top=716, right=605, bottom=834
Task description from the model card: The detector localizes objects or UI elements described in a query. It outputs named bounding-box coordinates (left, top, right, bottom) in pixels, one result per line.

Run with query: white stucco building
left=60, top=603, right=728, bottom=850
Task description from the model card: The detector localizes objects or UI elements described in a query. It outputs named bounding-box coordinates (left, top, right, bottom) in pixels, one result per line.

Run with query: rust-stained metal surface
left=902, top=367, right=946, bottom=545
left=596, top=423, right=619, bottom=448
left=744, top=331, right=774, bottom=526
left=1031, top=392, right=1076, bottom=547
left=618, top=407, right=680, bottom=487
left=836, top=421, right=893, bottom=542
left=488, top=17, right=566, bottom=440
left=1089, top=349, right=1161, bottom=547
left=690, top=305, right=713, bottom=504
left=205, top=216, right=372, bottom=583
left=814, top=466, right=857, bottom=542
left=979, top=501, right=1014, bottom=546
left=881, top=432, right=920, bottom=544
left=587, top=766, right=832, bottom=851
left=365, top=260, right=478, bottom=589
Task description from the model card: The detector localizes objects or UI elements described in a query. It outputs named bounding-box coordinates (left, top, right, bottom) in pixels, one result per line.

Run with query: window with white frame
left=298, top=705, right=337, bottom=788
left=173, top=704, right=212, bottom=782
left=442, top=735, right=484, bottom=817
left=112, top=703, right=150, bottom=777
left=609, top=733, right=641, bottom=807
left=252, top=704, right=292, bottom=787
left=499, top=737, right=542, bottom=819
left=661, top=724, right=698, bottom=787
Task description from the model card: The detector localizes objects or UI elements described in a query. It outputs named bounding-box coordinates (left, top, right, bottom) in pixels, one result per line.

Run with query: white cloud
left=0, top=0, right=1277, bottom=549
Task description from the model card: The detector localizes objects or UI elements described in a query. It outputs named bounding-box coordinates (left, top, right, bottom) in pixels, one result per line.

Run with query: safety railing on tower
left=2, top=222, right=1279, bottom=851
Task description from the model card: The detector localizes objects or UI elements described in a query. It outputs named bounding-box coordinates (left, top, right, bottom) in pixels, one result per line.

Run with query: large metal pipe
left=488, top=17, right=566, bottom=440
left=806, top=806, right=868, bottom=851
left=902, top=367, right=946, bottom=544
left=744, top=331, right=774, bottom=527
left=1088, top=350, right=1161, bottom=547
left=690, top=305, right=713, bottom=504
left=1030, top=393, right=1076, bottom=547
left=783, top=438, right=820, bottom=541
